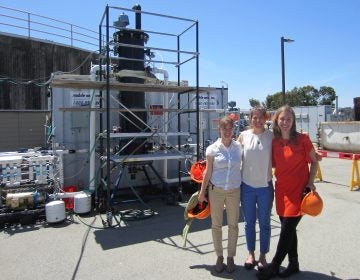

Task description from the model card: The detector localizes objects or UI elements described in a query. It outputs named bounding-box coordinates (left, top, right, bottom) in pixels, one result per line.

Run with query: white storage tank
left=45, top=200, right=66, bottom=223
left=74, top=192, right=91, bottom=214
left=320, top=121, right=360, bottom=153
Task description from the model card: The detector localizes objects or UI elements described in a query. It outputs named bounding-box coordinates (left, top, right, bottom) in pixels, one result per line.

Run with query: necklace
left=253, top=131, right=263, bottom=145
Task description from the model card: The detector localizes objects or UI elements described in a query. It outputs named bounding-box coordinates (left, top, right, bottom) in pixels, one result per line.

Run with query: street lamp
left=220, top=81, right=228, bottom=113
left=281, top=36, right=294, bottom=105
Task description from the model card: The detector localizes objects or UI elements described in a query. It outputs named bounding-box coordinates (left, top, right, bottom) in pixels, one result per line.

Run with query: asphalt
left=0, top=157, right=359, bottom=280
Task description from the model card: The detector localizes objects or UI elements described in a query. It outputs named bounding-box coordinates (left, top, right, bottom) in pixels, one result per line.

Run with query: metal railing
left=0, top=5, right=99, bottom=51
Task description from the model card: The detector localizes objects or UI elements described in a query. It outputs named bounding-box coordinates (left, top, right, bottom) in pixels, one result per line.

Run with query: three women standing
left=197, top=105, right=318, bottom=277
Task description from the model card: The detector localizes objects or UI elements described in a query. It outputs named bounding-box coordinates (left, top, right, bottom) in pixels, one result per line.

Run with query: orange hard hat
left=187, top=201, right=210, bottom=219
left=228, top=113, right=239, bottom=121
left=265, top=112, right=270, bottom=121
left=189, top=160, right=206, bottom=183
left=301, top=191, right=323, bottom=216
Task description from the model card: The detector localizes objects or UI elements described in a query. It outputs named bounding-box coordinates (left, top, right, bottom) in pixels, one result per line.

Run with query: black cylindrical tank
left=354, top=97, right=360, bottom=121
left=113, top=7, right=149, bottom=155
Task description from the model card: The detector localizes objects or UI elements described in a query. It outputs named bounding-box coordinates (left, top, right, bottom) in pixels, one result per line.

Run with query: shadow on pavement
left=93, top=198, right=212, bottom=250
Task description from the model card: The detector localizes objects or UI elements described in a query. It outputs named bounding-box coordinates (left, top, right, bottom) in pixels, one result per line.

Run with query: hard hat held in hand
left=184, top=191, right=210, bottom=220
left=301, top=191, right=323, bottom=216
left=189, top=160, right=206, bottom=183
left=187, top=200, right=210, bottom=219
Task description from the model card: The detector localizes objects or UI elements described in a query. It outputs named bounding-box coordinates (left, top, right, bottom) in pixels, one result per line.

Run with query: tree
left=287, top=86, right=318, bottom=106
left=262, top=85, right=336, bottom=109
left=265, top=92, right=283, bottom=110
left=317, top=86, right=336, bottom=105
left=249, top=98, right=260, bottom=108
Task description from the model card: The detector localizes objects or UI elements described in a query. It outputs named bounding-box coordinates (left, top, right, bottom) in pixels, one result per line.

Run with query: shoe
left=256, top=263, right=279, bottom=280
left=215, top=256, right=225, bottom=273
left=244, top=260, right=257, bottom=270
left=257, top=258, right=267, bottom=271
left=226, top=257, right=235, bottom=273
left=278, top=258, right=299, bottom=278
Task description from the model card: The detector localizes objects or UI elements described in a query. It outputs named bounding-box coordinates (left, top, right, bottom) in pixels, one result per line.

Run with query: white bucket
left=74, top=193, right=91, bottom=214
left=45, top=200, right=66, bottom=223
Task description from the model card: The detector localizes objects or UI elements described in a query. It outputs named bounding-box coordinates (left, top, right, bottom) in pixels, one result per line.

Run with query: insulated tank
left=113, top=4, right=149, bottom=154
left=74, top=192, right=91, bottom=214
left=45, top=200, right=66, bottom=223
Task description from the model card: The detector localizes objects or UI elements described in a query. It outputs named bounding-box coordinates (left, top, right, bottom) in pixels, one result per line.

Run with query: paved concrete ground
left=0, top=157, right=359, bottom=280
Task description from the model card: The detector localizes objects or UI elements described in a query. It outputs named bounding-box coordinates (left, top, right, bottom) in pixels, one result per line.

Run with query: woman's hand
left=315, top=151, right=323, bottom=161
left=198, top=189, right=208, bottom=203
left=306, top=182, right=316, bottom=192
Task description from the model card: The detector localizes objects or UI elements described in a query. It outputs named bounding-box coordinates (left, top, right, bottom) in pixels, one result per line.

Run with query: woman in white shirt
left=237, top=106, right=274, bottom=271
left=199, top=116, right=242, bottom=274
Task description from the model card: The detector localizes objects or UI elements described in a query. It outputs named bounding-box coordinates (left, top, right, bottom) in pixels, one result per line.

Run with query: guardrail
left=0, top=5, right=99, bottom=51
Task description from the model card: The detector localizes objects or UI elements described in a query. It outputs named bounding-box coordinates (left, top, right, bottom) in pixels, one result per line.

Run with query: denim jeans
left=241, top=181, right=274, bottom=254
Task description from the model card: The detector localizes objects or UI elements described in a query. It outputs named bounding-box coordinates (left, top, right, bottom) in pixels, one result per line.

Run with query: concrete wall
left=0, top=111, right=48, bottom=152
left=0, top=33, right=97, bottom=151
left=0, top=33, right=96, bottom=110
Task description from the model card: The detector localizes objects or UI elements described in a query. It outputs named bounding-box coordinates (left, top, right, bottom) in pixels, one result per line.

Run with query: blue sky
left=1, top=0, right=359, bottom=109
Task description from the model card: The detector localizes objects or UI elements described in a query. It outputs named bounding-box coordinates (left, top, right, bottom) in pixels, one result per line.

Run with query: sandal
left=244, top=259, right=257, bottom=270
left=257, top=257, right=268, bottom=271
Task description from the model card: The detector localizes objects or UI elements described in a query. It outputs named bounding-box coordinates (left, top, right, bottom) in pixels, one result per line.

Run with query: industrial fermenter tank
left=113, top=4, right=149, bottom=155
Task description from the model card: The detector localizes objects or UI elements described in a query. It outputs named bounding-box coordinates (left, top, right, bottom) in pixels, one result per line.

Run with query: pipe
left=48, top=191, right=87, bottom=200
left=89, top=64, right=112, bottom=192
left=132, top=4, right=141, bottom=29
left=89, top=89, right=96, bottom=192
left=90, top=64, right=112, bottom=81
left=162, top=176, right=191, bottom=184
left=151, top=67, right=169, bottom=180
left=89, top=65, right=100, bottom=192
left=55, top=150, right=65, bottom=188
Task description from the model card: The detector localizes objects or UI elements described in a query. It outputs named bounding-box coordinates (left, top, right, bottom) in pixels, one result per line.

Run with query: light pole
left=281, top=36, right=294, bottom=105
left=220, top=81, right=228, bottom=113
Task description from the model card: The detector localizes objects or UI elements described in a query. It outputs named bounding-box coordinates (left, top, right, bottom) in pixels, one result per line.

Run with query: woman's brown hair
left=218, top=116, right=234, bottom=129
left=272, top=105, right=298, bottom=142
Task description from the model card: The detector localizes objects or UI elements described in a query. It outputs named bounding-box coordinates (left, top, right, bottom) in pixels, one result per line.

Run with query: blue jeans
left=241, top=181, right=274, bottom=254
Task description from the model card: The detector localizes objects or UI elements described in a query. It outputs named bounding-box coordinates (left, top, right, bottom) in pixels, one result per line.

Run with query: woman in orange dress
left=257, top=105, right=318, bottom=280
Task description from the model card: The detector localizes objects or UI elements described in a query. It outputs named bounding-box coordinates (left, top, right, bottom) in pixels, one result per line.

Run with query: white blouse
left=240, top=129, right=273, bottom=188
left=206, top=138, right=242, bottom=190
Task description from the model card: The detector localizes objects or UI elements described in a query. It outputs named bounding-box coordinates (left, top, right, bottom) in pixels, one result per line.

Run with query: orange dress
left=272, top=133, right=313, bottom=217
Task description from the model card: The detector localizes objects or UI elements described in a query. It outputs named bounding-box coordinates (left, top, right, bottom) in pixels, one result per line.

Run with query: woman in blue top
left=199, top=116, right=242, bottom=274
